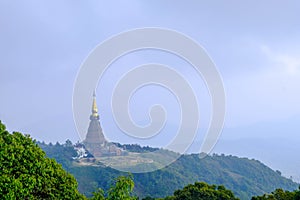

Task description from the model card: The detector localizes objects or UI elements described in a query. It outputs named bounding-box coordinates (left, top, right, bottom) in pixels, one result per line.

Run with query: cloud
left=261, top=45, right=300, bottom=76
left=226, top=44, right=300, bottom=128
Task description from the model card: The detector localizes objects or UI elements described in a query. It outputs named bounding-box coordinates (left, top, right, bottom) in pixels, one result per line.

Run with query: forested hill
left=38, top=141, right=298, bottom=200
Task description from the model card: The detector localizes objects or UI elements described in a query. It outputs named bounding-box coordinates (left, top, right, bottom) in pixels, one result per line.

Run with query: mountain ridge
left=37, top=141, right=298, bottom=200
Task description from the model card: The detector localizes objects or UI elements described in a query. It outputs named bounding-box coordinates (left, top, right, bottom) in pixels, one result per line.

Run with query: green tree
left=252, top=187, right=300, bottom=200
left=107, top=175, right=136, bottom=200
left=90, top=175, right=136, bottom=200
left=162, top=181, right=239, bottom=200
left=91, top=188, right=105, bottom=200
left=0, top=121, right=85, bottom=199
left=142, top=197, right=156, bottom=200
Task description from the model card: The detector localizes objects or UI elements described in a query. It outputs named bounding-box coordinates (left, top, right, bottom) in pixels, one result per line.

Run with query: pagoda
left=83, top=92, right=122, bottom=157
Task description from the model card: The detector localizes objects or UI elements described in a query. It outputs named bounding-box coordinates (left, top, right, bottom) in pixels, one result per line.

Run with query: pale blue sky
left=1, top=1, right=300, bottom=180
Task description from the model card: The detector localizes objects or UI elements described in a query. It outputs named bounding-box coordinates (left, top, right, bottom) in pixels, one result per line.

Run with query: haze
left=1, top=1, right=300, bottom=181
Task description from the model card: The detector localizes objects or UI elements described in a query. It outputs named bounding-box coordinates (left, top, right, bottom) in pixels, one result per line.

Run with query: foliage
left=113, top=143, right=159, bottom=153
left=142, top=197, right=156, bottom=200
left=251, top=187, right=300, bottom=200
left=7, top=119, right=299, bottom=200
left=36, top=140, right=77, bottom=169
left=90, top=175, right=136, bottom=200
left=0, top=121, right=85, bottom=199
left=91, top=188, right=105, bottom=200
left=39, top=141, right=298, bottom=199
left=107, top=175, right=136, bottom=200
left=161, top=181, right=239, bottom=200
left=132, top=154, right=297, bottom=199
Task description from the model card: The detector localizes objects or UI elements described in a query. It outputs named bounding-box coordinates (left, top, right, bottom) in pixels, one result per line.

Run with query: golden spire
left=91, top=91, right=99, bottom=119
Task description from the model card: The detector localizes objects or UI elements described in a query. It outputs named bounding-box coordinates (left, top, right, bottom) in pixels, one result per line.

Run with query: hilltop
left=38, top=141, right=298, bottom=199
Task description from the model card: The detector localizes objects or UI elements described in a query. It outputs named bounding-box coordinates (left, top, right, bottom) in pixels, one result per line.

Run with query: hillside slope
left=39, top=142, right=298, bottom=199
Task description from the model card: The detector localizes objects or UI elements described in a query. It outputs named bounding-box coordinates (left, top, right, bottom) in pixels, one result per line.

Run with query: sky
left=1, top=1, right=300, bottom=180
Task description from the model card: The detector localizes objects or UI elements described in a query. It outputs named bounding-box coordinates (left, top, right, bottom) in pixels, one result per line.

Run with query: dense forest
left=1, top=121, right=299, bottom=199
left=38, top=140, right=298, bottom=199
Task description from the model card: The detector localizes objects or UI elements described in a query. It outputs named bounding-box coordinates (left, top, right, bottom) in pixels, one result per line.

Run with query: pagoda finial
left=91, top=91, right=99, bottom=120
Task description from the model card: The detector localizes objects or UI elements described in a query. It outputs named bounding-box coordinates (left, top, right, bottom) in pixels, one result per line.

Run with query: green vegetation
left=40, top=141, right=298, bottom=199
left=251, top=187, right=300, bottom=200
left=159, top=181, right=239, bottom=200
left=0, top=121, right=85, bottom=199
left=91, top=175, right=137, bottom=200
left=114, top=143, right=159, bottom=153
left=0, top=121, right=137, bottom=200
left=37, top=140, right=78, bottom=170
left=1, top=120, right=299, bottom=200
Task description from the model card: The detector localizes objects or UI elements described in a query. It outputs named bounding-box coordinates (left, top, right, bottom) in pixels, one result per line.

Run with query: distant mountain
left=38, top=141, right=298, bottom=200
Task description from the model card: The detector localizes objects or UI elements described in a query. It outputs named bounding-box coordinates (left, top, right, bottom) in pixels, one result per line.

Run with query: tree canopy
left=0, top=121, right=85, bottom=199
left=1, top=120, right=298, bottom=200
left=251, top=187, right=300, bottom=200
left=91, top=175, right=136, bottom=200
left=160, top=181, right=239, bottom=200
left=41, top=141, right=297, bottom=199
